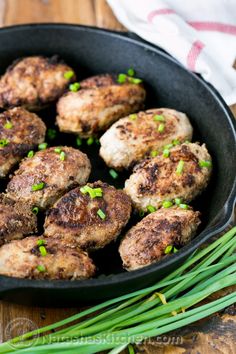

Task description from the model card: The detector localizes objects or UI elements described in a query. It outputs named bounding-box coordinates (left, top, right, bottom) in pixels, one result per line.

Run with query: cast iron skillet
left=0, top=24, right=235, bottom=306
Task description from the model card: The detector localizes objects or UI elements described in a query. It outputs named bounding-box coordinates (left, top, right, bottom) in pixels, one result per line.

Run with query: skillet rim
left=0, top=23, right=235, bottom=294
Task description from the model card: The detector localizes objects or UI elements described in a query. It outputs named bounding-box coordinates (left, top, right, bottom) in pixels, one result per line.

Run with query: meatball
left=100, top=108, right=193, bottom=170
left=0, top=56, right=75, bottom=110
left=124, top=142, right=212, bottom=211
left=0, top=194, right=37, bottom=246
left=56, top=74, right=146, bottom=138
left=44, top=181, right=132, bottom=250
left=0, top=107, right=46, bottom=177
left=6, top=146, right=91, bottom=209
left=119, top=207, right=201, bottom=271
left=0, top=236, right=95, bottom=280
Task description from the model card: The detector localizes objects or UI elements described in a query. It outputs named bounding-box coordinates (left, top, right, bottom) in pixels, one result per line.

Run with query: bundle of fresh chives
left=0, top=226, right=235, bottom=354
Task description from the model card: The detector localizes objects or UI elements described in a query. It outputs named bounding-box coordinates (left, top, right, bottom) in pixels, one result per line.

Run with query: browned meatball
left=44, top=181, right=132, bottom=250
left=0, top=107, right=46, bottom=177
left=125, top=143, right=212, bottom=211
left=0, top=56, right=76, bottom=110
left=0, top=236, right=95, bottom=280
left=119, top=207, right=201, bottom=271
left=0, top=194, right=37, bottom=246
left=56, top=74, right=146, bottom=138
left=6, top=146, right=91, bottom=209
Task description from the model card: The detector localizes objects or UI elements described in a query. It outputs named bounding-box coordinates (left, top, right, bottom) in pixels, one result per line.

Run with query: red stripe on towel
left=147, top=9, right=176, bottom=23
left=187, top=40, right=205, bottom=71
left=188, top=21, right=236, bottom=36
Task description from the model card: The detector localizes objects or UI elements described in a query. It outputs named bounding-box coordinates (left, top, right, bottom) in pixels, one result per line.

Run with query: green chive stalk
left=0, top=227, right=235, bottom=354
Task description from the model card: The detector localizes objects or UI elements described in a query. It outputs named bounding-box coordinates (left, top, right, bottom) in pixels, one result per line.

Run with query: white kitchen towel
left=107, top=0, right=236, bottom=105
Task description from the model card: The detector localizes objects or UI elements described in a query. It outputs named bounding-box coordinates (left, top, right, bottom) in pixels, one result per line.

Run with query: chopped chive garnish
left=39, top=246, right=47, bottom=257
left=199, top=160, right=212, bottom=168
left=129, top=114, right=137, bottom=120
left=109, top=169, right=118, bottom=179
left=164, top=245, right=173, bottom=254
left=4, top=121, right=13, bottom=129
left=87, top=137, right=94, bottom=146
left=37, top=265, right=46, bottom=272
left=139, top=210, right=145, bottom=217
left=162, top=200, right=173, bottom=208
left=31, top=182, right=45, bottom=191
left=172, top=139, right=180, bottom=146
left=147, top=205, right=156, bottom=213
left=185, top=140, right=190, bottom=144
left=47, top=128, right=57, bottom=140
left=80, top=185, right=103, bottom=199
left=128, top=77, right=142, bottom=84
left=151, top=150, right=158, bottom=157
left=0, top=139, right=9, bottom=148
left=158, top=123, right=165, bottom=133
left=76, top=136, right=82, bottom=146
left=32, top=207, right=39, bottom=215
left=153, top=114, right=165, bottom=122
left=97, top=208, right=106, bottom=220
left=173, top=247, right=178, bottom=253
left=179, top=203, right=189, bottom=210
left=64, top=70, right=74, bottom=80
left=127, top=68, right=135, bottom=77
left=38, top=143, right=48, bottom=150
left=176, top=160, right=185, bottom=174
left=163, top=149, right=170, bottom=158
left=163, top=143, right=173, bottom=150
left=117, top=73, right=127, bottom=84
left=60, top=151, right=66, bottom=161
left=54, top=147, right=61, bottom=153
left=69, top=82, right=80, bottom=92
left=27, top=150, right=34, bottom=158
left=37, top=239, right=45, bottom=246
left=174, top=198, right=182, bottom=205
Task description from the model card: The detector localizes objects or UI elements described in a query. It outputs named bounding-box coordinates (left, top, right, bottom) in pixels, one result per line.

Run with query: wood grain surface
left=0, top=1, right=235, bottom=353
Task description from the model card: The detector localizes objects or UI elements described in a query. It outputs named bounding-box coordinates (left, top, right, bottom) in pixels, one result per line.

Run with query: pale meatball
left=125, top=143, right=212, bottom=211
left=44, top=181, right=132, bottom=250
left=0, top=194, right=37, bottom=246
left=119, top=207, right=201, bottom=271
left=0, top=107, right=46, bottom=177
left=6, top=146, right=91, bottom=209
left=100, top=108, right=193, bottom=170
left=0, top=56, right=75, bottom=110
left=0, top=236, right=95, bottom=280
left=56, top=74, right=146, bottom=138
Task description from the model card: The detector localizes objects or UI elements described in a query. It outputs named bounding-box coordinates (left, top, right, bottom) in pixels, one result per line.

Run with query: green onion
left=117, top=73, right=127, bottom=84
left=38, top=142, right=48, bottom=150
left=164, top=143, right=173, bottom=149
left=185, top=140, right=190, bottom=144
left=176, top=160, right=185, bottom=174
left=109, top=169, right=118, bottom=179
left=97, top=208, right=106, bottom=220
left=129, top=114, right=137, bottom=120
left=162, top=200, right=173, bottom=208
left=39, top=246, right=47, bottom=257
left=172, top=139, right=180, bottom=146
left=179, top=203, right=189, bottom=210
left=27, top=150, right=34, bottom=158
left=47, top=128, right=57, bottom=140
left=4, top=121, right=13, bottom=129
left=36, top=265, right=46, bottom=273
left=153, top=114, right=165, bottom=122
left=199, top=160, right=212, bottom=168
left=163, top=149, right=170, bottom=158
left=174, top=198, right=182, bottom=205
left=54, top=147, right=61, bottom=153
left=76, top=136, right=82, bottom=146
left=80, top=186, right=103, bottom=199
left=128, top=344, right=135, bottom=354
left=150, top=150, right=158, bottom=157
left=60, top=151, right=66, bottom=161
left=87, top=137, right=94, bottom=146
left=37, top=239, right=45, bottom=246
left=32, top=207, right=39, bottom=215
left=147, top=205, right=156, bottom=213
left=69, top=82, right=80, bottom=92
left=158, top=123, right=165, bottom=133
left=164, top=245, right=173, bottom=254
left=128, top=77, right=142, bottom=84
left=139, top=210, right=145, bottom=217
left=31, top=182, right=45, bottom=191
left=0, top=139, right=9, bottom=148
left=173, top=247, right=178, bottom=253
left=127, top=68, right=135, bottom=77
left=64, top=70, right=74, bottom=80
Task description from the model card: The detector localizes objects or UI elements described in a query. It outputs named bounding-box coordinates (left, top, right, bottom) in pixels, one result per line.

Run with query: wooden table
left=0, top=1, right=235, bottom=353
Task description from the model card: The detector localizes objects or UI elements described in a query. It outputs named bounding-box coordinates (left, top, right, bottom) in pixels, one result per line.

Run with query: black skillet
left=0, top=24, right=235, bottom=306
